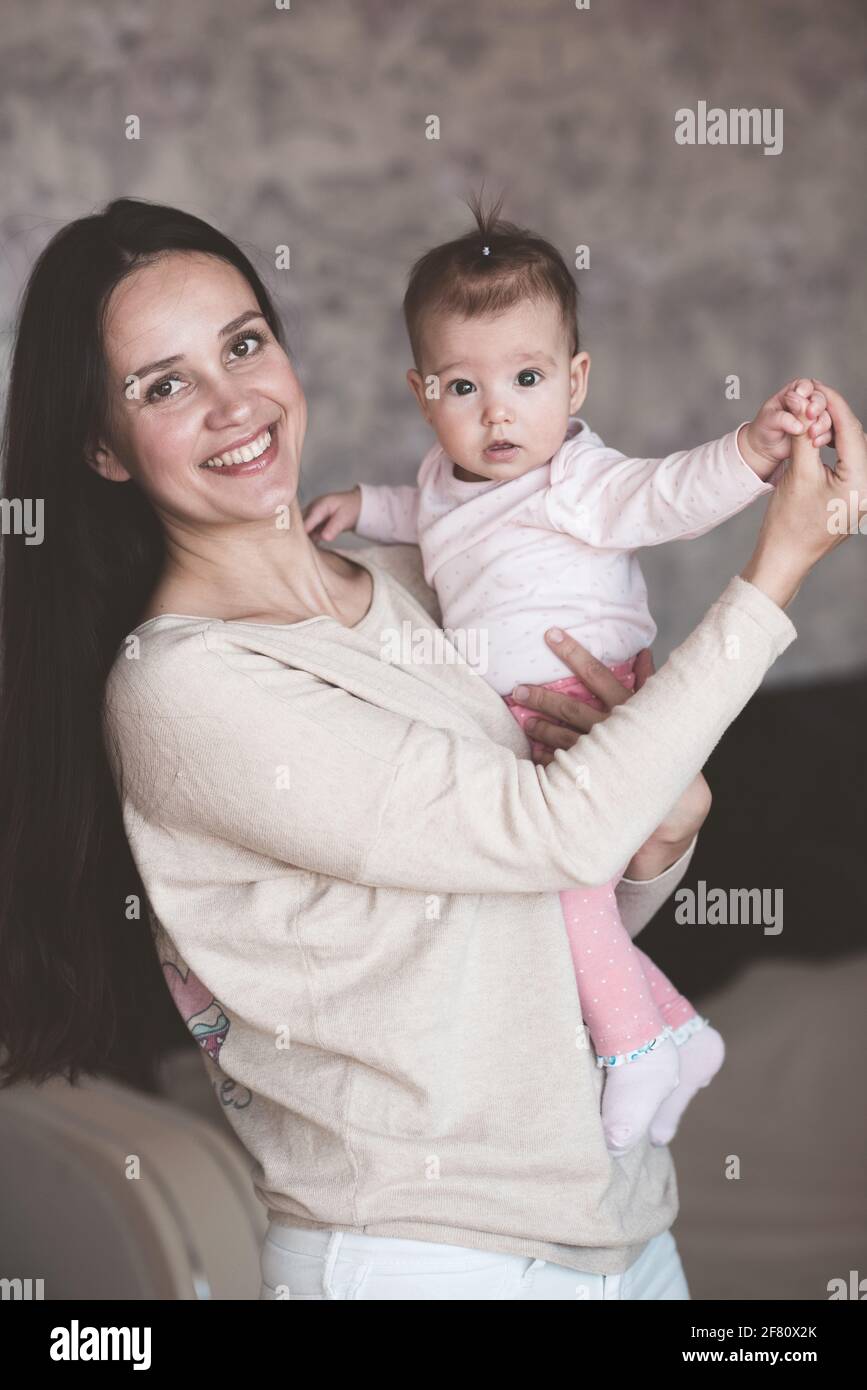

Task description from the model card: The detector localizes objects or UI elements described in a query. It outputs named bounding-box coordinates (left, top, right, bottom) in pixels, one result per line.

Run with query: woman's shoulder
left=101, top=542, right=447, bottom=755
left=102, top=615, right=226, bottom=736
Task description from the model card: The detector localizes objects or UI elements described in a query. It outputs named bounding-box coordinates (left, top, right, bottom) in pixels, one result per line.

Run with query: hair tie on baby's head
left=481, top=245, right=491, bottom=255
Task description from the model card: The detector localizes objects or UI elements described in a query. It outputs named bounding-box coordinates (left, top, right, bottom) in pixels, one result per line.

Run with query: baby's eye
left=447, top=379, right=476, bottom=397
left=516, top=369, right=542, bottom=387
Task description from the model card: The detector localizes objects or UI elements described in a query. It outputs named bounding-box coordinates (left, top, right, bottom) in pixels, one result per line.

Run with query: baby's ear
left=569, top=350, right=591, bottom=413
left=406, top=367, right=433, bottom=421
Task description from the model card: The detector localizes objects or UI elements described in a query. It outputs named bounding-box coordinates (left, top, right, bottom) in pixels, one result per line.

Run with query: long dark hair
left=0, top=198, right=288, bottom=1091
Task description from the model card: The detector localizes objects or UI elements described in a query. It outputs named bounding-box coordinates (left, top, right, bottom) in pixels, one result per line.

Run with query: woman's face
left=93, top=251, right=306, bottom=526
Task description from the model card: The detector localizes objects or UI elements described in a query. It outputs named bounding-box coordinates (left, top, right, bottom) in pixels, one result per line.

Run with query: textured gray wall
left=2, top=0, right=865, bottom=684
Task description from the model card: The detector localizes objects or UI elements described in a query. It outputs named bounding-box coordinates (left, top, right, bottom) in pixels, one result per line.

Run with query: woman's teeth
left=201, top=426, right=273, bottom=468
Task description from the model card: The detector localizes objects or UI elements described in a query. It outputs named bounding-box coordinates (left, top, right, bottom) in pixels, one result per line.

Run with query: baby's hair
left=403, top=188, right=580, bottom=373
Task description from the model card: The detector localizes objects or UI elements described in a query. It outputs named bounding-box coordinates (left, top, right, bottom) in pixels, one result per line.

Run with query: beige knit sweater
left=102, top=540, right=796, bottom=1275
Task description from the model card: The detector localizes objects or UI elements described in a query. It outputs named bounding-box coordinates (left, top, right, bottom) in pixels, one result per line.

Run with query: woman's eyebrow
left=127, top=309, right=266, bottom=383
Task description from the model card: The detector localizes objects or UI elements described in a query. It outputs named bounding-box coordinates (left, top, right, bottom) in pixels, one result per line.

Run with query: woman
left=0, top=198, right=862, bottom=1301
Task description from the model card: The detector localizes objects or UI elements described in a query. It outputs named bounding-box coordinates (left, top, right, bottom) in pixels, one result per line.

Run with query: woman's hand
left=740, top=380, right=867, bottom=608
left=517, top=640, right=713, bottom=879
left=736, top=378, right=834, bottom=481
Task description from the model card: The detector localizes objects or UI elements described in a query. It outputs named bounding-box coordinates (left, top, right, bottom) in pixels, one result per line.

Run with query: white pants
left=259, top=1224, right=690, bottom=1300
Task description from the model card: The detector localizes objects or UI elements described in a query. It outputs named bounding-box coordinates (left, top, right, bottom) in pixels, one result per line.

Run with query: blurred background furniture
left=0, top=1061, right=267, bottom=1300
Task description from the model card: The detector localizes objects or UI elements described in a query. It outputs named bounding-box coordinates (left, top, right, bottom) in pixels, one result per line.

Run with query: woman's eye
left=227, top=331, right=266, bottom=361
left=145, top=330, right=267, bottom=404
left=146, top=375, right=183, bottom=403
left=447, top=379, right=476, bottom=397
left=516, top=369, right=542, bottom=387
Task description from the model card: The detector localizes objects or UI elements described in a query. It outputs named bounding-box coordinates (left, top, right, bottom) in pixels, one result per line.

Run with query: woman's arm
left=112, top=571, right=794, bottom=896
left=616, top=834, right=698, bottom=940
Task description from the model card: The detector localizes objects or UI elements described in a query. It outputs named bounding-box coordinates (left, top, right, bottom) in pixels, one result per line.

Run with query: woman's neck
left=139, top=534, right=371, bottom=629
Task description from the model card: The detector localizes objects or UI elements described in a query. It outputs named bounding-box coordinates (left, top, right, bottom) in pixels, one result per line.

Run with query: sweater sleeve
left=544, top=426, right=775, bottom=549
left=355, top=482, right=421, bottom=544
left=615, top=834, right=697, bottom=940
left=127, top=576, right=795, bottom=895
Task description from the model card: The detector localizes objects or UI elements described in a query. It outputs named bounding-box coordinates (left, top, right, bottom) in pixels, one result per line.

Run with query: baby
left=302, top=198, right=827, bottom=1157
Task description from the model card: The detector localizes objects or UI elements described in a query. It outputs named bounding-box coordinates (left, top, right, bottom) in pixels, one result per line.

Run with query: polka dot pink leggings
left=504, top=660, right=700, bottom=1065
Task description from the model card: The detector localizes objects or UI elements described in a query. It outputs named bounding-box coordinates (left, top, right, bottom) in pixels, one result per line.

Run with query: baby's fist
left=739, top=378, right=834, bottom=480
left=302, top=486, right=362, bottom=541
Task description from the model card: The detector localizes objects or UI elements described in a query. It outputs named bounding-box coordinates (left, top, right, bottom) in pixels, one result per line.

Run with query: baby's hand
left=738, top=378, right=834, bottom=480
left=302, top=486, right=362, bottom=541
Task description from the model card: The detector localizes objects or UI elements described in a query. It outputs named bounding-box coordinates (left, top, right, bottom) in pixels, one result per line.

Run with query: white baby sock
left=600, top=1034, right=680, bottom=1158
left=648, top=1020, right=726, bottom=1146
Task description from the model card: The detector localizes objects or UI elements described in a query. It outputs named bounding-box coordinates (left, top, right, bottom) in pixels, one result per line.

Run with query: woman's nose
left=205, top=392, right=260, bottom=430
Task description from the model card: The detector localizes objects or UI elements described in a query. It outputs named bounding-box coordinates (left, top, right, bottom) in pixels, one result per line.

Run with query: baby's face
left=408, top=296, right=590, bottom=482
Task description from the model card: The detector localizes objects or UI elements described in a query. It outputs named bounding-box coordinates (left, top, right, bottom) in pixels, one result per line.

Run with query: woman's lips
left=199, top=421, right=279, bottom=477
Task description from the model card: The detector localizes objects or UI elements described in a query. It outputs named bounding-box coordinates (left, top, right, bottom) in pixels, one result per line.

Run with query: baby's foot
left=649, top=1022, right=725, bottom=1146
left=600, top=1035, right=680, bottom=1157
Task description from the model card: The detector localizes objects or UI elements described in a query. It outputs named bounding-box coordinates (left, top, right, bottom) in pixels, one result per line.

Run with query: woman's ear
left=85, top=444, right=133, bottom=483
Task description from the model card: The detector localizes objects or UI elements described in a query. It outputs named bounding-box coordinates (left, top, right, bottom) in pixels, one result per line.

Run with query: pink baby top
left=355, top=415, right=777, bottom=695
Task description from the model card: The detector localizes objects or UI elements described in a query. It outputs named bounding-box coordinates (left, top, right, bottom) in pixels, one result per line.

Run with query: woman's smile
left=198, top=418, right=280, bottom=476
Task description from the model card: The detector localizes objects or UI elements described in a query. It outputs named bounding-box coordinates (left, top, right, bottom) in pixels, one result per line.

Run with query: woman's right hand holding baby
left=302, top=486, right=362, bottom=542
